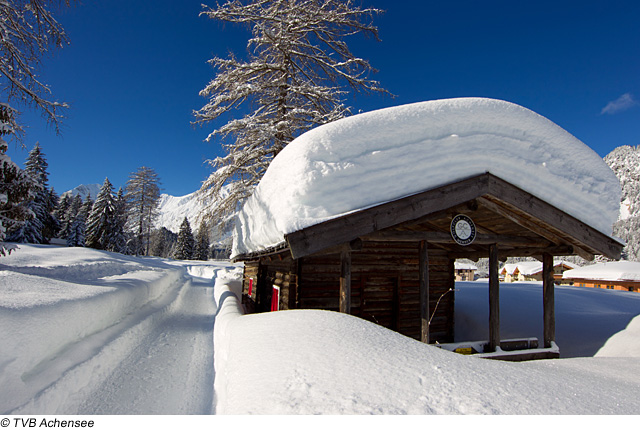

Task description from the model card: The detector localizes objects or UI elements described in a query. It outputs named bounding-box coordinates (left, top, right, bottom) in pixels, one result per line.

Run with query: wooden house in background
left=500, top=260, right=578, bottom=283
left=561, top=261, right=640, bottom=293
left=233, top=173, right=623, bottom=359
left=454, top=261, right=478, bottom=281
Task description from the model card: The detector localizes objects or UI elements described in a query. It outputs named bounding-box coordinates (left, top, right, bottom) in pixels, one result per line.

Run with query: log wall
left=240, top=241, right=455, bottom=343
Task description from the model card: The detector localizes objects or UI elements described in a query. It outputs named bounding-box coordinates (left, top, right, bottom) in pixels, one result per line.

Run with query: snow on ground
left=3, top=244, right=640, bottom=415
left=233, top=98, right=620, bottom=257
left=0, top=244, right=239, bottom=414
left=214, top=278, right=640, bottom=414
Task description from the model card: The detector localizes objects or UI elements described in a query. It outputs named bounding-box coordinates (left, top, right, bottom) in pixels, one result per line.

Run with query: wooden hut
left=231, top=98, right=624, bottom=360
left=233, top=173, right=622, bottom=358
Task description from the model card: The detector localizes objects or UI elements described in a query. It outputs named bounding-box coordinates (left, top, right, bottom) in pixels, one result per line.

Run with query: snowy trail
left=77, top=275, right=217, bottom=414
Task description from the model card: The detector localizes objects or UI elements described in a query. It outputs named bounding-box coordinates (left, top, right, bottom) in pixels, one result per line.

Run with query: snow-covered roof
left=454, top=262, right=478, bottom=271
left=232, top=98, right=621, bottom=258
left=562, top=261, right=640, bottom=282
left=501, top=260, right=578, bottom=276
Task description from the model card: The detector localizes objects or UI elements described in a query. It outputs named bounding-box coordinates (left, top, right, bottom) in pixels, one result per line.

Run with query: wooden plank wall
left=298, top=241, right=455, bottom=343
left=241, top=241, right=455, bottom=343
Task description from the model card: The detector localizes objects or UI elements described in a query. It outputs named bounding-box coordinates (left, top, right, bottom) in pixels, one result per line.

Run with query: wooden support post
left=339, top=250, right=351, bottom=314
left=419, top=240, right=429, bottom=343
left=542, top=252, right=555, bottom=349
left=489, top=244, right=500, bottom=352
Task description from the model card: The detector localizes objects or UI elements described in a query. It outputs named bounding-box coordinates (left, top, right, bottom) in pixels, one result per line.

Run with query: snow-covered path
left=78, top=275, right=216, bottom=414
left=0, top=245, right=241, bottom=415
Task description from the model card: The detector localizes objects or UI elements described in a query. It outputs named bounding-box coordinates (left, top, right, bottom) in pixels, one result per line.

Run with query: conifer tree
left=85, top=178, right=117, bottom=250
left=44, top=187, right=60, bottom=240
left=55, top=194, right=72, bottom=239
left=195, top=0, right=387, bottom=222
left=173, top=217, right=194, bottom=260
left=111, top=187, right=129, bottom=254
left=0, top=129, right=34, bottom=255
left=149, top=227, right=178, bottom=258
left=67, top=195, right=91, bottom=247
left=7, top=143, right=56, bottom=243
left=194, top=220, right=211, bottom=261
left=125, top=166, right=161, bottom=256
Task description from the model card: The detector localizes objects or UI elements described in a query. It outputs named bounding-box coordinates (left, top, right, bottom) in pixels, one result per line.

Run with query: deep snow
left=0, top=244, right=239, bottom=414
left=232, top=98, right=620, bottom=257
left=214, top=279, right=640, bottom=414
left=2, top=245, right=640, bottom=414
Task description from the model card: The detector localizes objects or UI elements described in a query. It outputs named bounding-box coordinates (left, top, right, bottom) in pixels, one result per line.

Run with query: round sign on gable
left=450, top=214, right=476, bottom=246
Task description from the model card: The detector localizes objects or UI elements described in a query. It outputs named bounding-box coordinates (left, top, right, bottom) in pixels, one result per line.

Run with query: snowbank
left=212, top=276, right=640, bottom=414
left=0, top=245, right=190, bottom=413
left=596, top=314, right=640, bottom=357
left=233, top=98, right=620, bottom=257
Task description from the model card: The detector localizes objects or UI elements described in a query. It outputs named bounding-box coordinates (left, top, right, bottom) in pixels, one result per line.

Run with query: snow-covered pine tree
left=7, top=143, right=55, bottom=243
left=44, top=187, right=60, bottom=240
left=107, top=187, right=128, bottom=254
left=0, top=106, right=34, bottom=255
left=149, top=227, right=177, bottom=258
left=194, top=0, right=387, bottom=222
left=173, top=217, right=195, bottom=260
left=67, top=195, right=91, bottom=247
left=85, top=178, right=117, bottom=251
left=194, top=220, right=211, bottom=261
left=55, top=193, right=72, bottom=239
left=125, top=166, right=161, bottom=256
left=0, top=0, right=72, bottom=143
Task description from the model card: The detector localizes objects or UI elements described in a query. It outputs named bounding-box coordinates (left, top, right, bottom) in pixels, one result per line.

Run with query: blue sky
left=7, top=0, right=640, bottom=197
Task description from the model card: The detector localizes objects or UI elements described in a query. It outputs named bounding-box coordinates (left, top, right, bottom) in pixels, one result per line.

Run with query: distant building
left=562, top=261, right=640, bottom=293
left=454, top=261, right=478, bottom=281
left=500, top=261, right=578, bottom=283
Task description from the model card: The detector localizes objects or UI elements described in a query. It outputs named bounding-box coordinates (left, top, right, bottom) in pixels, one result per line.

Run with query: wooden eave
left=283, top=173, right=623, bottom=261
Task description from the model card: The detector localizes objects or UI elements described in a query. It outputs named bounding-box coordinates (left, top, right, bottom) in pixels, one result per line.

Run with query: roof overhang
left=281, top=173, right=623, bottom=261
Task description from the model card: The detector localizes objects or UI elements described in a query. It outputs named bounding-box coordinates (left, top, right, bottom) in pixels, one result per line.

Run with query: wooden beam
left=281, top=172, right=622, bottom=260
left=477, top=196, right=563, bottom=245
left=542, top=253, right=555, bottom=349
left=362, top=230, right=551, bottom=247
left=485, top=175, right=621, bottom=260
left=488, top=244, right=500, bottom=352
left=339, top=250, right=351, bottom=314
left=419, top=240, right=429, bottom=344
left=448, top=245, right=574, bottom=261
left=311, top=238, right=363, bottom=257
left=285, top=174, right=491, bottom=259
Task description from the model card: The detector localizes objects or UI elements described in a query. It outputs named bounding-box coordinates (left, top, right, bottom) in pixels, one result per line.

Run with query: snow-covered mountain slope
left=60, top=183, right=101, bottom=201
left=65, top=185, right=208, bottom=234
left=155, top=191, right=208, bottom=233
left=605, top=145, right=640, bottom=261
left=605, top=145, right=640, bottom=221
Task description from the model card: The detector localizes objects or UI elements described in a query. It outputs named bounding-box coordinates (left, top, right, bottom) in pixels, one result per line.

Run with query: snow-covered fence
left=212, top=266, right=244, bottom=413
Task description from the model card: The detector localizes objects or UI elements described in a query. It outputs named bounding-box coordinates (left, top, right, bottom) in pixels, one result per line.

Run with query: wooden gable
left=283, top=173, right=622, bottom=262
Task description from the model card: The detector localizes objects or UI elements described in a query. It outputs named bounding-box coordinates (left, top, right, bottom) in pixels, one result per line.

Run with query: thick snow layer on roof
left=501, top=260, right=578, bottom=276
left=563, top=261, right=640, bottom=282
left=454, top=262, right=478, bottom=271
left=233, top=98, right=621, bottom=257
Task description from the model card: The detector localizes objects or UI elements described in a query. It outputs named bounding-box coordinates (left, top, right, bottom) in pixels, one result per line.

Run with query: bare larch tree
left=125, top=166, right=161, bottom=256
left=194, top=0, right=387, bottom=223
left=0, top=0, right=73, bottom=143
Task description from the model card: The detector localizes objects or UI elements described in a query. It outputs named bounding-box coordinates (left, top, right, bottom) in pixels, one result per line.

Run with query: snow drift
left=232, top=97, right=620, bottom=257
left=212, top=278, right=640, bottom=414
